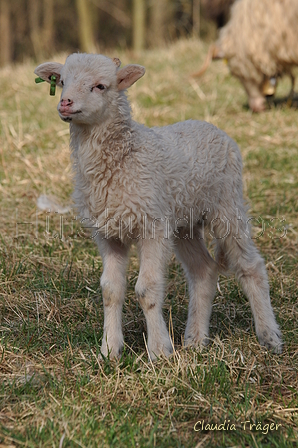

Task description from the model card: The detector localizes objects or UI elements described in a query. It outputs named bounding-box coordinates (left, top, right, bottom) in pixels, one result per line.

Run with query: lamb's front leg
left=96, top=236, right=129, bottom=359
left=135, top=238, right=173, bottom=361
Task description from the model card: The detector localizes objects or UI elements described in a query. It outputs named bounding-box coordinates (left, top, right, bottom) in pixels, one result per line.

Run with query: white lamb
left=34, top=54, right=282, bottom=360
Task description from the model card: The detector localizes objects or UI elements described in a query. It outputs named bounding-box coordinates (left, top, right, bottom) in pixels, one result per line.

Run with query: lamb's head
left=34, top=53, right=145, bottom=125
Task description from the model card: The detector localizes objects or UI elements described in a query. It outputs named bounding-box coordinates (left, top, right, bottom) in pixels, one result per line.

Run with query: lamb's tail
left=190, top=44, right=224, bottom=78
left=37, top=194, right=72, bottom=214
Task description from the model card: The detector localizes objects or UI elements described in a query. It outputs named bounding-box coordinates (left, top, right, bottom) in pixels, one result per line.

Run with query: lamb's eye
left=61, top=80, right=64, bottom=86
left=90, top=84, right=106, bottom=92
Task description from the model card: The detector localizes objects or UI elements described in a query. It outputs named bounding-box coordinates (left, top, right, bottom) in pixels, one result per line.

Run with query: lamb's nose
left=60, top=99, right=73, bottom=107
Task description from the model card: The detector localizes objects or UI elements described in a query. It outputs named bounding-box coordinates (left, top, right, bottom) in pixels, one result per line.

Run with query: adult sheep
left=34, top=54, right=282, bottom=360
left=194, top=0, right=298, bottom=112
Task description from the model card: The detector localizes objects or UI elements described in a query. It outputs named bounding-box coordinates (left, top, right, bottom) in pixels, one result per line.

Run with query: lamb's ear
left=34, top=62, right=64, bottom=84
left=117, top=64, right=145, bottom=90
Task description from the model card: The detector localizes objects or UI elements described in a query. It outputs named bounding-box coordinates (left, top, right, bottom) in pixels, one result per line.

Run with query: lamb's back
left=138, top=119, right=244, bottom=216
left=152, top=119, right=242, bottom=178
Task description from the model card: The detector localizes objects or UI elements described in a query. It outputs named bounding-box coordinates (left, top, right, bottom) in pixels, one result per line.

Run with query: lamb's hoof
left=100, top=338, right=123, bottom=360
left=148, top=339, right=173, bottom=362
left=258, top=329, right=283, bottom=354
left=184, top=333, right=210, bottom=348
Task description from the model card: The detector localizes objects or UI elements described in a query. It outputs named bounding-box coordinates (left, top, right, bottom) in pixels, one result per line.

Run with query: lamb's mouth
left=60, top=110, right=82, bottom=122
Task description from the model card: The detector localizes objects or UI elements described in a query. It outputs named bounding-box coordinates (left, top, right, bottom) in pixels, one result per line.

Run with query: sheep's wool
left=217, top=0, right=298, bottom=109
left=34, top=54, right=283, bottom=360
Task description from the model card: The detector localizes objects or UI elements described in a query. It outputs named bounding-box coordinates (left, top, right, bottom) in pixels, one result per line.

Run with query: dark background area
left=0, top=0, right=220, bottom=65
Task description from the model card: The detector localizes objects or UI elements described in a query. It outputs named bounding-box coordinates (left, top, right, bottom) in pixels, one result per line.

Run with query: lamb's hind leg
left=174, top=226, right=218, bottom=347
left=96, top=237, right=129, bottom=359
left=135, top=238, right=173, bottom=361
left=216, top=229, right=282, bottom=353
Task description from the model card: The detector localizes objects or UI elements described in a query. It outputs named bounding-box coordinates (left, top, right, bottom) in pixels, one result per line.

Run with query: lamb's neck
left=69, top=110, right=135, bottom=201
left=70, top=113, right=133, bottom=162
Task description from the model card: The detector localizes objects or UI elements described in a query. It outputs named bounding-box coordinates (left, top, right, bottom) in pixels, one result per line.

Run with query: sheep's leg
left=174, top=226, right=218, bottom=347
left=96, top=236, right=129, bottom=359
left=287, top=72, right=295, bottom=107
left=215, top=228, right=282, bottom=353
left=135, top=238, right=173, bottom=360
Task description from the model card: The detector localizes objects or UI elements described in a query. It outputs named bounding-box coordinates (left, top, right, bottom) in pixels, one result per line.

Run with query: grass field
left=0, top=39, right=297, bottom=447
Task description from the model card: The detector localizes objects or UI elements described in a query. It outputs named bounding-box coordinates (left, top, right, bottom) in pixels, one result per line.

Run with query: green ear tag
left=35, top=77, right=45, bottom=84
left=35, top=76, right=56, bottom=96
left=50, top=75, right=57, bottom=96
